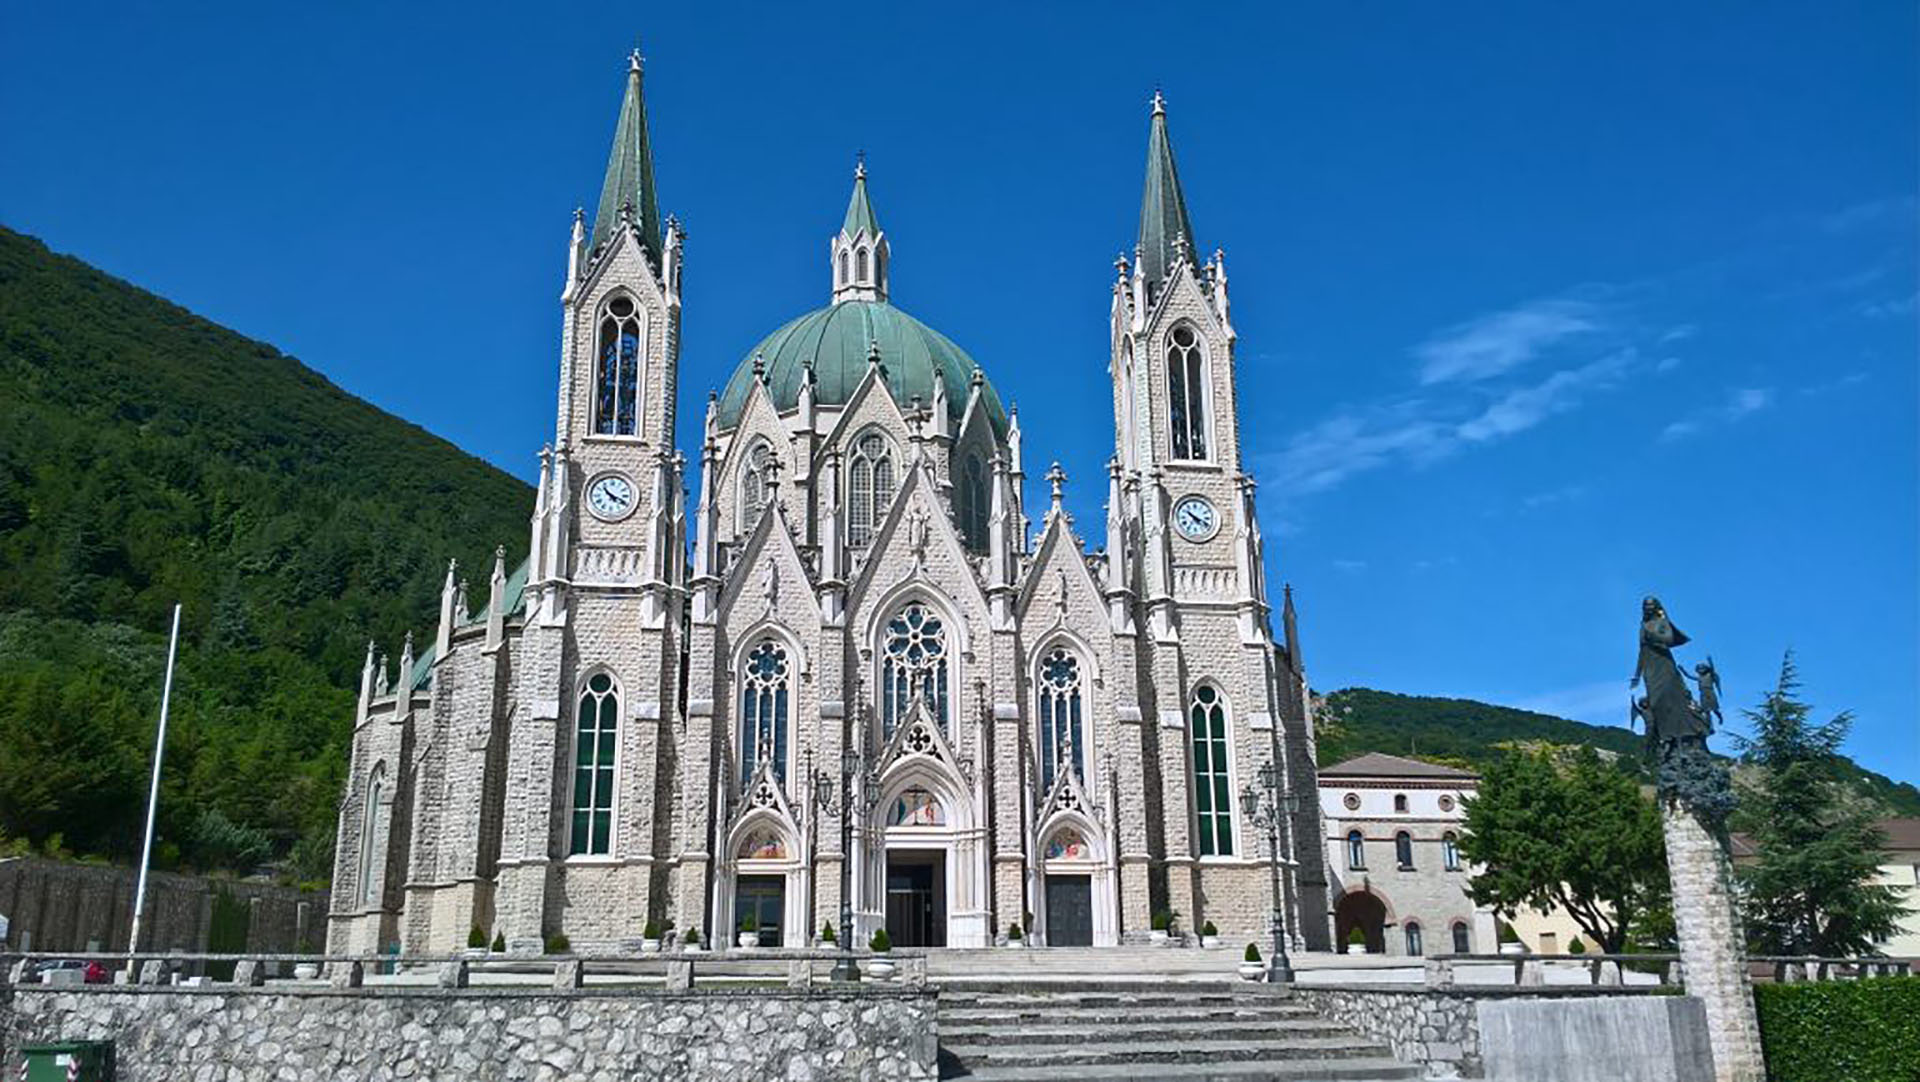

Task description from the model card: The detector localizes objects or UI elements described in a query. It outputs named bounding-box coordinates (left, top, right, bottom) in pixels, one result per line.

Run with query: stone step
left=941, top=988, right=1284, bottom=1006
left=941, top=1019, right=1353, bottom=1046
left=943, top=1057, right=1422, bottom=1081
left=942, top=1005, right=1320, bottom=1027
left=941, top=1035, right=1396, bottom=1069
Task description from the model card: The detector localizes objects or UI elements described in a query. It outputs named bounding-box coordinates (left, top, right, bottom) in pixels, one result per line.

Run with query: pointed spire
left=843, top=155, right=881, bottom=237
left=1137, top=89, right=1198, bottom=301
left=590, top=47, right=663, bottom=268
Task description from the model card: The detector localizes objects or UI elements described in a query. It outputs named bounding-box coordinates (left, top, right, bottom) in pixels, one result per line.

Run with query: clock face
left=1172, top=495, right=1218, bottom=541
left=586, top=473, right=636, bottom=521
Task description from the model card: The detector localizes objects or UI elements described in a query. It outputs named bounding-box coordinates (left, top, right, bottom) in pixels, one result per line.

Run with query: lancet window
left=594, top=294, right=643, bottom=436
left=571, top=673, right=619, bottom=856
left=881, top=602, right=948, bottom=736
left=1190, top=684, right=1233, bottom=856
left=848, top=431, right=896, bottom=547
left=1037, top=648, right=1084, bottom=792
left=1165, top=323, right=1208, bottom=460
left=739, top=640, right=790, bottom=785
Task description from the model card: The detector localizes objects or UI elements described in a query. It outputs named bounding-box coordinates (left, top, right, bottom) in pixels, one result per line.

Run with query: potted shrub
left=737, top=913, right=761, bottom=949
left=1497, top=922, right=1525, bottom=955
left=465, top=924, right=490, bottom=959
left=1346, top=926, right=1367, bottom=955
left=1568, top=938, right=1586, bottom=956
left=544, top=934, right=571, bottom=956
left=641, top=919, right=663, bottom=953
left=820, top=921, right=837, bottom=946
left=682, top=927, right=703, bottom=953
left=1200, top=920, right=1220, bottom=949
left=293, top=936, right=320, bottom=980
left=1007, top=921, right=1024, bottom=947
left=866, top=928, right=895, bottom=979
left=1149, top=910, right=1173, bottom=945
left=490, top=931, right=506, bottom=954
left=1239, top=942, right=1266, bottom=981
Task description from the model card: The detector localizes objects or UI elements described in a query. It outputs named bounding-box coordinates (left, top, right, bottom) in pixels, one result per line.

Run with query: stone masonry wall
left=0, top=858, right=326, bottom=956
left=2, top=984, right=937, bottom=1082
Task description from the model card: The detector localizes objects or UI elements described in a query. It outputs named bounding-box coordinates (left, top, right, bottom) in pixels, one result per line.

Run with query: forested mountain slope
left=0, top=227, right=533, bottom=879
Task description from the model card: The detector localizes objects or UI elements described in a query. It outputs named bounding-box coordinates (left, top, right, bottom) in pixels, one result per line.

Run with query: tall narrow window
left=1442, top=832, right=1460, bottom=871
left=960, top=452, right=987, bottom=548
left=1037, top=648, right=1084, bottom=792
left=739, top=640, right=790, bottom=785
left=839, top=251, right=849, bottom=286
left=1120, top=340, right=1137, bottom=470
left=857, top=247, right=869, bottom=282
left=882, top=602, right=948, bottom=736
left=1395, top=831, right=1414, bottom=869
left=359, top=764, right=386, bottom=904
left=571, top=673, right=619, bottom=856
left=1190, top=685, right=1233, bottom=856
left=595, top=295, right=643, bottom=436
left=848, top=432, right=895, bottom=547
left=1405, top=921, right=1424, bottom=957
left=1393, top=793, right=1409, bottom=813
left=1347, top=830, right=1366, bottom=870
left=1451, top=921, right=1471, bottom=954
left=740, top=441, right=774, bottom=534
left=1164, top=324, right=1208, bottom=460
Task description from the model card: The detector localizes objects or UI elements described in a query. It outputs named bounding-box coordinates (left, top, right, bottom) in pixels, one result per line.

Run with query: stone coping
left=1295, top=982, right=1670, bottom=997
left=8, top=982, right=936, bottom=1001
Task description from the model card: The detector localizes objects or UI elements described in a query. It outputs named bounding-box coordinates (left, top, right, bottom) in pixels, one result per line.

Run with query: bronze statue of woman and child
left=1632, top=597, right=1736, bottom=828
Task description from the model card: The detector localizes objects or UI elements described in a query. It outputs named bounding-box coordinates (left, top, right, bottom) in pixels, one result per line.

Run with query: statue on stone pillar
left=1631, top=597, right=1735, bottom=828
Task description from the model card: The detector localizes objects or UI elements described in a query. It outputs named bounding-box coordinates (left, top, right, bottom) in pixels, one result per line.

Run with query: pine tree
left=1734, top=652, right=1907, bottom=956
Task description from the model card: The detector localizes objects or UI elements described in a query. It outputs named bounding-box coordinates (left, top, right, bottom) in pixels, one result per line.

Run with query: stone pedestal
left=1661, top=800, right=1764, bottom=1082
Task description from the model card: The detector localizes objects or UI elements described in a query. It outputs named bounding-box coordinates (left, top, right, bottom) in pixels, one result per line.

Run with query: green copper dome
left=716, top=300, right=1008, bottom=436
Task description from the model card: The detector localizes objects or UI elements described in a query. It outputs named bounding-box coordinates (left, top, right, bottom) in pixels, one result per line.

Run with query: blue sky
left=5, top=4, right=1915, bottom=785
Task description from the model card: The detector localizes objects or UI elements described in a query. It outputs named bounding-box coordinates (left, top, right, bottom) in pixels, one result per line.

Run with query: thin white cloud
left=1660, top=386, right=1776, bottom=442
left=1457, top=350, right=1635, bottom=444
left=1860, top=291, right=1918, bottom=319
left=1265, top=401, right=1455, bottom=494
left=1331, top=559, right=1368, bottom=573
left=1415, top=299, right=1600, bottom=385
left=1655, top=356, right=1683, bottom=373
left=1512, top=680, right=1634, bottom=728
left=1521, top=484, right=1588, bottom=511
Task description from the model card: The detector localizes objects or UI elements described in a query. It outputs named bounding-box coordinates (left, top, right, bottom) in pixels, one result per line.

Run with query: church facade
left=329, top=51, right=1332, bottom=956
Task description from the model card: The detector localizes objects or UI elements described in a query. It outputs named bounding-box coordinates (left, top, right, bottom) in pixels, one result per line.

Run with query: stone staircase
left=936, top=979, right=1420, bottom=1081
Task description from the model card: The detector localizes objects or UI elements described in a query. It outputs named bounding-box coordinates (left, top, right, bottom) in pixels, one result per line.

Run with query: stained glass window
left=888, top=788, right=944, bottom=826
left=739, top=640, right=790, bottom=785
left=1037, top=648, right=1083, bottom=792
left=594, top=294, right=643, bottom=436
left=882, top=602, right=948, bottom=735
left=571, top=673, right=619, bottom=856
left=1189, top=684, right=1233, bottom=856
left=849, top=432, right=895, bottom=547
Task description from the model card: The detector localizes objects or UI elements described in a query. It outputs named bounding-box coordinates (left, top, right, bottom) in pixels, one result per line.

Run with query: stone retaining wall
left=0, top=857, right=326, bottom=956
left=1294, top=984, right=1677, bottom=1080
left=1, top=982, right=937, bottom=1081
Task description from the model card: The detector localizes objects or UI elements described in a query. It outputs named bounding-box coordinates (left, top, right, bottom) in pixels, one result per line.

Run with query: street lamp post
left=817, top=737, right=877, bottom=983
left=1240, top=760, right=1300, bottom=984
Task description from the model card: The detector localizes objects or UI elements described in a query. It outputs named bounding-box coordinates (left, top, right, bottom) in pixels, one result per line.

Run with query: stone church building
left=329, top=50, right=1332, bottom=956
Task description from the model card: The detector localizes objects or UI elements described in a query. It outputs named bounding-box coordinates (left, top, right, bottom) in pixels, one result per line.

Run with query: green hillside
left=0, top=227, right=533, bottom=880
left=1317, top=687, right=1920, bottom=816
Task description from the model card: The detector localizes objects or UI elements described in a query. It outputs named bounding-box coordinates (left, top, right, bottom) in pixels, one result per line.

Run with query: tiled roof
left=1318, top=752, right=1477, bottom=781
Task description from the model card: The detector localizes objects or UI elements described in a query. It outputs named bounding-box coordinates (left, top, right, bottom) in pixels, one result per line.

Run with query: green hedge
left=1753, top=977, right=1920, bottom=1082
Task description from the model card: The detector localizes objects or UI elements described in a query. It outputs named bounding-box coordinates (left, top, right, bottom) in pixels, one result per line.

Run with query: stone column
left=1661, top=800, right=1764, bottom=1082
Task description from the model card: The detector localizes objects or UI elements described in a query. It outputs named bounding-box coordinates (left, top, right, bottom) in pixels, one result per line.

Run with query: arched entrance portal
left=1334, top=889, right=1388, bottom=954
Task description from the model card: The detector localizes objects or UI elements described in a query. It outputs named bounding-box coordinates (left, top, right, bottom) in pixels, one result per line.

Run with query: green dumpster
left=19, top=1040, right=114, bottom=1081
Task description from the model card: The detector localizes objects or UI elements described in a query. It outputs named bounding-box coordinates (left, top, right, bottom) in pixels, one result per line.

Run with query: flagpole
left=127, top=602, right=182, bottom=976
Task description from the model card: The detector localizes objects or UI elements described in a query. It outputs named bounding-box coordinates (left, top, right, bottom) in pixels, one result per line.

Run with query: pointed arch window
left=882, top=602, right=949, bottom=736
left=857, top=247, right=870, bottom=282
left=1120, top=339, right=1137, bottom=471
left=359, top=763, right=386, bottom=905
left=1190, top=684, right=1233, bottom=856
left=838, top=250, right=850, bottom=287
left=1037, top=647, right=1084, bottom=792
left=740, top=440, right=775, bottom=534
left=739, top=639, right=790, bottom=786
left=959, top=452, right=988, bottom=549
left=570, top=673, right=619, bottom=856
left=1347, top=830, right=1366, bottom=870
left=1165, top=323, right=1209, bottom=460
left=848, top=431, right=896, bottom=547
left=595, top=295, right=644, bottom=436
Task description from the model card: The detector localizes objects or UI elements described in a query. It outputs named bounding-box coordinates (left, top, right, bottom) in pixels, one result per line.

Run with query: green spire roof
left=842, top=160, right=880, bottom=237
left=1137, top=91, right=1197, bottom=297
left=590, top=50, right=663, bottom=266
